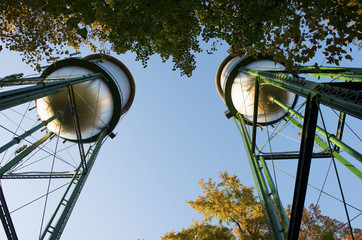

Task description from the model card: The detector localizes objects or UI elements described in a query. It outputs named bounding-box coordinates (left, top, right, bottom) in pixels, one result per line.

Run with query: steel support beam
left=40, top=129, right=108, bottom=240
left=301, top=67, right=362, bottom=82
left=287, top=93, right=319, bottom=240
left=0, top=76, right=52, bottom=87
left=240, top=68, right=362, bottom=119
left=234, top=115, right=285, bottom=239
left=0, top=184, right=18, bottom=240
left=267, top=66, right=362, bottom=82
left=259, top=152, right=331, bottom=160
left=334, top=112, right=346, bottom=152
left=273, top=98, right=362, bottom=164
left=251, top=77, right=260, bottom=155
left=285, top=115, right=362, bottom=180
left=0, top=113, right=60, bottom=154
left=1, top=173, right=77, bottom=179
left=0, top=132, right=53, bottom=176
left=0, top=74, right=102, bottom=111
left=259, top=156, right=289, bottom=233
left=67, top=86, right=87, bottom=173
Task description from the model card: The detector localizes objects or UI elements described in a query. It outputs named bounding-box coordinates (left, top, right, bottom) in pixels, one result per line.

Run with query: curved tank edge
left=216, top=54, right=299, bottom=126
left=83, top=54, right=136, bottom=114
left=215, top=55, right=235, bottom=98
left=38, top=54, right=135, bottom=143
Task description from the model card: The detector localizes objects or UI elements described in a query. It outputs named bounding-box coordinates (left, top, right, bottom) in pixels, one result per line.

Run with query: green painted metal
left=0, top=113, right=60, bottom=154
left=0, top=73, right=102, bottom=111
left=305, top=73, right=362, bottom=82
left=234, top=114, right=285, bottom=240
left=286, top=115, right=362, bottom=180
left=222, top=61, right=362, bottom=239
left=0, top=132, right=53, bottom=176
left=239, top=67, right=362, bottom=119
left=268, top=66, right=362, bottom=82
left=299, top=66, right=362, bottom=82
left=40, top=129, right=108, bottom=240
left=260, top=153, right=331, bottom=160
left=40, top=170, right=81, bottom=239
left=258, top=156, right=289, bottom=233
left=248, top=76, right=289, bottom=236
left=334, top=112, right=346, bottom=152
left=273, top=98, right=362, bottom=164
left=265, top=162, right=362, bottom=213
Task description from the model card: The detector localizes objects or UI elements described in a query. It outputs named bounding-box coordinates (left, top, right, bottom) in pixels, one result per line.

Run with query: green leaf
left=67, top=17, right=81, bottom=28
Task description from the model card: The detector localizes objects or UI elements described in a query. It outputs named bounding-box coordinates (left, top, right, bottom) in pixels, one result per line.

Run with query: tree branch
left=230, top=217, right=243, bottom=236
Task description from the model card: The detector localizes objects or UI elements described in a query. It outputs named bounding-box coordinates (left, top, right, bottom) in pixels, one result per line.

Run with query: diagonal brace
left=67, top=86, right=87, bottom=173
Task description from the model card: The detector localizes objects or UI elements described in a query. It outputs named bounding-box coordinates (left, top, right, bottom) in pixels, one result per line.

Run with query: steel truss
left=0, top=74, right=109, bottom=239
left=226, top=66, right=362, bottom=239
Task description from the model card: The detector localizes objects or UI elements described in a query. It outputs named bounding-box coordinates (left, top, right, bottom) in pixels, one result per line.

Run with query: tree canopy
left=1, top=0, right=361, bottom=76
left=161, top=220, right=235, bottom=240
left=162, top=171, right=362, bottom=239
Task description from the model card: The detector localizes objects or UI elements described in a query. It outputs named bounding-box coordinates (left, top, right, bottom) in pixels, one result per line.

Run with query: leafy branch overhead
left=1, top=0, right=361, bottom=76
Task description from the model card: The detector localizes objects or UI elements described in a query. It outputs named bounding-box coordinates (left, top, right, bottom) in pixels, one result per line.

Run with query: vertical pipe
left=251, top=77, right=260, bottom=155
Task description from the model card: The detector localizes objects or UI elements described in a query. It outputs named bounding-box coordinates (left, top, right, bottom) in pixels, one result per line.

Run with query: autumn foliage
left=162, top=171, right=361, bottom=239
left=1, top=0, right=361, bottom=76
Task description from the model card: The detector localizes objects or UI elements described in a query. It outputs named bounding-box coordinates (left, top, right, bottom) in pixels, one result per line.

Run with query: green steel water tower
left=216, top=55, right=362, bottom=239
left=0, top=54, right=135, bottom=239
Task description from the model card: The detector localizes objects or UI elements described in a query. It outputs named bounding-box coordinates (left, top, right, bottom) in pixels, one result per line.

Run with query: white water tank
left=216, top=55, right=297, bottom=125
left=36, top=54, right=135, bottom=142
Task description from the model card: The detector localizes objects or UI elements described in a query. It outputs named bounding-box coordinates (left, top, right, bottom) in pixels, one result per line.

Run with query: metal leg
left=287, top=93, right=319, bottom=240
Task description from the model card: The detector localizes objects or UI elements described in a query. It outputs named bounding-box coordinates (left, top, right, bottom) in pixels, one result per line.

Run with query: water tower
left=216, top=54, right=362, bottom=239
left=0, top=54, right=135, bottom=239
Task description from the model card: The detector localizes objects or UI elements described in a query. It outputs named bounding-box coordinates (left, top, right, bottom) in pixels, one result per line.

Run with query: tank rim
left=40, top=57, right=123, bottom=143
left=215, top=54, right=235, bottom=98
left=219, top=54, right=299, bottom=126
left=83, top=54, right=136, bottom=113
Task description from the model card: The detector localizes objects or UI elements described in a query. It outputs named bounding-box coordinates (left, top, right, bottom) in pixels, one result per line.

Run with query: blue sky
left=0, top=41, right=361, bottom=239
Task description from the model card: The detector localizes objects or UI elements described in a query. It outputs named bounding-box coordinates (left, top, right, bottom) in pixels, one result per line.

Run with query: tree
left=197, top=0, right=361, bottom=70
left=1, top=1, right=361, bottom=76
left=162, top=220, right=235, bottom=240
left=288, top=204, right=362, bottom=240
left=187, top=171, right=269, bottom=239
left=162, top=171, right=362, bottom=239
left=0, top=0, right=201, bottom=76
